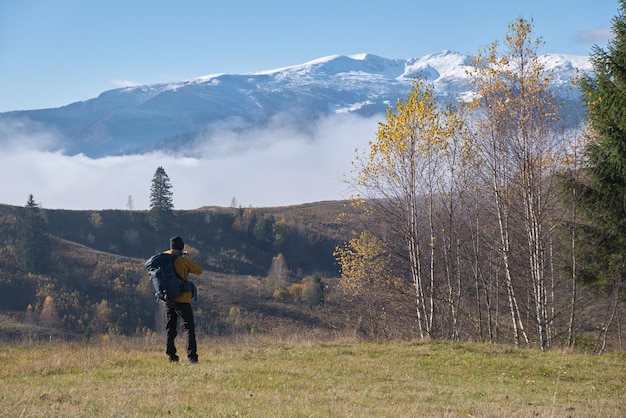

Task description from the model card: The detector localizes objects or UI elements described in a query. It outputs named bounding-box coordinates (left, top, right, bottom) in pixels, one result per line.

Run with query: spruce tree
left=147, top=166, right=174, bottom=232
left=574, top=1, right=626, bottom=292
left=17, top=194, right=49, bottom=273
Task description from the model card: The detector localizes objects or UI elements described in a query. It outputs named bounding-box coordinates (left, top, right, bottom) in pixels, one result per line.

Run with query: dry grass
left=1, top=336, right=625, bottom=417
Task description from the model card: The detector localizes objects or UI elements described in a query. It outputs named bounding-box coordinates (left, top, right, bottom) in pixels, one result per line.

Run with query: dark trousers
left=165, top=301, right=198, bottom=361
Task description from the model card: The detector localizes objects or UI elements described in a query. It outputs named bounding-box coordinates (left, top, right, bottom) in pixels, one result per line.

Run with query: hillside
left=1, top=199, right=621, bottom=350
left=37, top=200, right=358, bottom=274
left=0, top=201, right=361, bottom=341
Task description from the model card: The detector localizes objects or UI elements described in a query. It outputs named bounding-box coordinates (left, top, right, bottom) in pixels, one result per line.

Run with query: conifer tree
left=17, top=194, right=49, bottom=273
left=147, top=166, right=174, bottom=231
left=573, top=1, right=626, bottom=294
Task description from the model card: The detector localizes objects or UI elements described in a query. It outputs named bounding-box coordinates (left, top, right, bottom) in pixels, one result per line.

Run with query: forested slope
left=0, top=201, right=359, bottom=340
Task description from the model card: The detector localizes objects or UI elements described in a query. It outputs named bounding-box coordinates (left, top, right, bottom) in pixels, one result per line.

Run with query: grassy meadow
left=1, top=336, right=625, bottom=417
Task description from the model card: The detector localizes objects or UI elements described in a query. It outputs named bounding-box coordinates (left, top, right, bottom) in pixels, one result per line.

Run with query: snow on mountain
left=402, top=50, right=471, bottom=80
left=0, top=51, right=590, bottom=158
left=539, top=54, right=591, bottom=86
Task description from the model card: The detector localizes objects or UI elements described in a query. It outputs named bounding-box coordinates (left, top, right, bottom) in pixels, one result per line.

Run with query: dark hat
left=170, top=236, right=184, bottom=251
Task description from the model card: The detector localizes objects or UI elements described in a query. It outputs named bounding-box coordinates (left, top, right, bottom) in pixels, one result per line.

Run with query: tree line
left=336, top=14, right=626, bottom=352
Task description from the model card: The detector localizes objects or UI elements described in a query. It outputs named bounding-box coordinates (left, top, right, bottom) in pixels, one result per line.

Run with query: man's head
left=170, top=236, right=184, bottom=251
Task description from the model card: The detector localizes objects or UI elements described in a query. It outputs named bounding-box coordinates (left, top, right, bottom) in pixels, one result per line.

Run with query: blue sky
left=0, top=0, right=617, bottom=113
left=0, top=1, right=619, bottom=210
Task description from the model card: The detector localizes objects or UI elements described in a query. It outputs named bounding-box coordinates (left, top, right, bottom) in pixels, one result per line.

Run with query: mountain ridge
left=0, top=51, right=591, bottom=158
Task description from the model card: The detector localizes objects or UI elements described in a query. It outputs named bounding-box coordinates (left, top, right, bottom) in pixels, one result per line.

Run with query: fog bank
left=1, top=114, right=380, bottom=210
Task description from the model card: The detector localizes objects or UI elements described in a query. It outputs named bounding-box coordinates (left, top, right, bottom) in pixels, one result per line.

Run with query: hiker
left=163, top=236, right=203, bottom=363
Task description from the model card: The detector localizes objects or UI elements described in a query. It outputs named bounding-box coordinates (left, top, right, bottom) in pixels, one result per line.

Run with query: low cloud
left=0, top=114, right=380, bottom=210
left=574, top=27, right=613, bottom=45
left=0, top=118, right=61, bottom=151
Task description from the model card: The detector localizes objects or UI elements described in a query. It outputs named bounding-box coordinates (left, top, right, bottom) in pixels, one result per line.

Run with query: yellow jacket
left=164, top=249, right=203, bottom=303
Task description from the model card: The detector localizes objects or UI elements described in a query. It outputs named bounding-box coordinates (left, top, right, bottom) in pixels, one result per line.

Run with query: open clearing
left=1, top=337, right=624, bottom=417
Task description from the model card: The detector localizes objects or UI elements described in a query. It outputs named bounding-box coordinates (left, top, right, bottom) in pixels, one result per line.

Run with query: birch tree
left=466, top=18, right=568, bottom=349
left=345, top=77, right=462, bottom=338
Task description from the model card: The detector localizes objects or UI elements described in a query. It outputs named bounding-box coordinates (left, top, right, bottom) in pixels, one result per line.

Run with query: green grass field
left=1, top=336, right=624, bottom=417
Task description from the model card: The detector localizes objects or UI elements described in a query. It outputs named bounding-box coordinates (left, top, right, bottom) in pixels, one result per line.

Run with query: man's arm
left=182, top=256, right=203, bottom=275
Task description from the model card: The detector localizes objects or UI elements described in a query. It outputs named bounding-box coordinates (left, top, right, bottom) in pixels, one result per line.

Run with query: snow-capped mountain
left=0, top=51, right=590, bottom=158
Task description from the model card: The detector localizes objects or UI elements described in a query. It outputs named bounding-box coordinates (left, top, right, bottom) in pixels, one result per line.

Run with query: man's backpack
left=144, top=252, right=184, bottom=302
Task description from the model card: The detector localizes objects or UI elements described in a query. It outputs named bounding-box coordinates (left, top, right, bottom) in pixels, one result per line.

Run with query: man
left=163, top=236, right=203, bottom=363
